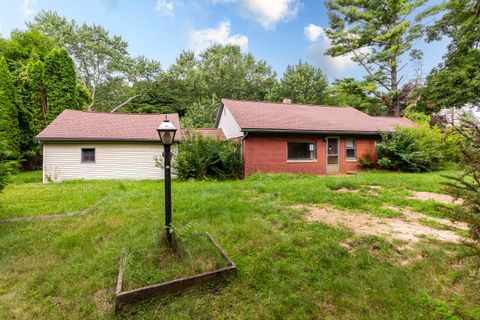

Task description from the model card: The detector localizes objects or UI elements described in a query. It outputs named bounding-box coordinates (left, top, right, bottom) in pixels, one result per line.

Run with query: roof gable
left=36, top=110, right=182, bottom=142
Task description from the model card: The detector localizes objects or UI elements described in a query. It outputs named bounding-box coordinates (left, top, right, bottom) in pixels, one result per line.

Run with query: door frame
left=325, top=137, right=340, bottom=174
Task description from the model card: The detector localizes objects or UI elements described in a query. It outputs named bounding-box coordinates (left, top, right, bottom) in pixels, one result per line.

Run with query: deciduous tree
left=421, top=0, right=480, bottom=112
left=267, top=61, right=328, bottom=104
left=0, top=56, right=20, bottom=168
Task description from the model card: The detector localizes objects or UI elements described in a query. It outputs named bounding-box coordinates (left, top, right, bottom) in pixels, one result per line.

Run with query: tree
left=181, top=94, right=220, bottom=128
left=44, top=48, right=79, bottom=122
left=325, top=0, right=432, bottom=116
left=324, top=78, right=385, bottom=115
left=420, top=0, right=480, bottom=112
left=444, top=119, right=480, bottom=271
left=198, top=45, right=277, bottom=101
left=128, top=45, right=277, bottom=125
left=267, top=61, right=328, bottom=104
left=29, top=11, right=129, bottom=111
left=0, top=56, right=21, bottom=168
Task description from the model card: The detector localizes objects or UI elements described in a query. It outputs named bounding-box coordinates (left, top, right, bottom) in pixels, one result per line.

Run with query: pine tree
left=44, top=48, right=77, bottom=122
left=325, top=0, right=432, bottom=116
left=444, top=119, right=480, bottom=271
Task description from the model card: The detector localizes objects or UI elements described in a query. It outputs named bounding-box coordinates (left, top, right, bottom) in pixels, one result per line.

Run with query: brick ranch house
left=216, top=99, right=414, bottom=177
left=37, top=99, right=413, bottom=182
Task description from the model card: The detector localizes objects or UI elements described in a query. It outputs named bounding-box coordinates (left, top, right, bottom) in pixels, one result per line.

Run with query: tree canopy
left=421, top=0, right=480, bottom=112
left=325, top=0, right=432, bottom=116
left=267, top=61, right=328, bottom=104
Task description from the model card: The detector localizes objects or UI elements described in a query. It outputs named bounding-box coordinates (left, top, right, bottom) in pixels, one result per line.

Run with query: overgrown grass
left=0, top=170, right=479, bottom=319
left=123, top=233, right=229, bottom=291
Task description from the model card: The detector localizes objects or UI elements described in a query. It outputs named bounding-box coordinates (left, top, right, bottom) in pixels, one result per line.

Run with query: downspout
left=239, top=132, right=248, bottom=178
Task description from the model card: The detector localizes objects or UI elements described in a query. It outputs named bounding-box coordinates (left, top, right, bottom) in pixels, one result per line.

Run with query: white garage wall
left=43, top=142, right=168, bottom=183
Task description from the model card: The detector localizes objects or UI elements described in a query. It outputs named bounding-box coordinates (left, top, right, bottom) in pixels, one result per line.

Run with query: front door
left=326, top=138, right=339, bottom=174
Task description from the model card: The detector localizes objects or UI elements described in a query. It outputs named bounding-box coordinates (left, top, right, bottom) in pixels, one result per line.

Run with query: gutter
left=241, top=129, right=385, bottom=135
left=35, top=138, right=181, bottom=143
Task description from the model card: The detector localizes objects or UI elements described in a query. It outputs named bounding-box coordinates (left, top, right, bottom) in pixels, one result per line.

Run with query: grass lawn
left=0, top=170, right=479, bottom=319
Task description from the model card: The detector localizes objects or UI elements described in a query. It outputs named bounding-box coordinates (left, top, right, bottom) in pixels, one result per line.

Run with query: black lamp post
left=157, top=118, right=177, bottom=246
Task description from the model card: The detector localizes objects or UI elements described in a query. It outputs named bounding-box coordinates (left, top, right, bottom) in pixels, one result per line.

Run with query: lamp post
left=157, top=118, right=177, bottom=246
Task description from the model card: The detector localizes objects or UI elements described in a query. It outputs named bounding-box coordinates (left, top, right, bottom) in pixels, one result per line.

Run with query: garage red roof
left=36, top=110, right=182, bottom=142
left=219, top=99, right=415, bottom=133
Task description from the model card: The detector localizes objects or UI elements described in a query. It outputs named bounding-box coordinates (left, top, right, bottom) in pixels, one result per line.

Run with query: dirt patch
left=298, top=204, right=465, bottom=243
left=410, top=191, right=463, bottom=205
left=336, top=188, right=359, bottom=193
left=382, top=205, right=469, bottom=232
left=93, top=288, right=114, bottom=317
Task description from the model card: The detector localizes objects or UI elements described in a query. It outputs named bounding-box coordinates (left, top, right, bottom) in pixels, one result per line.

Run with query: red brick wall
left=243, top=134, right=378, bottom=177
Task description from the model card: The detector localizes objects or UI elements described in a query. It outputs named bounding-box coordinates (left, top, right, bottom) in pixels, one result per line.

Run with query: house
left=215, top=99, right=415, bottom=176
left=36, top=110, right=181, bottom=182
left=37, top=99, right=413, bottom=182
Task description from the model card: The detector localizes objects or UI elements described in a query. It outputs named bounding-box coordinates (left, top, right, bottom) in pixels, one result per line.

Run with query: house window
left=287, top=142, right=316, bottom=160
left=81, top=148, right=95, bottom=163
left=346, top=138, right=356, bottom=160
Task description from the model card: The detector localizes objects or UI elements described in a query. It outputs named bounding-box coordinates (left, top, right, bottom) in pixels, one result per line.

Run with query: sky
left=0, top=0, right=449, bottom=82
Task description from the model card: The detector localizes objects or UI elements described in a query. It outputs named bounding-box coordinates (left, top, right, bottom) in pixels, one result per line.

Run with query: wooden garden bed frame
left=115, top=233, right=237, bottom=309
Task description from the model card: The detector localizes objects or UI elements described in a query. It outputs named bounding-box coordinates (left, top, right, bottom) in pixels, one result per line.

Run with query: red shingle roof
left=183, top=128, right=226, bottom=140
left=220, top=99, right=415, bottom=133
left=36, top=110, right=181, bottom=142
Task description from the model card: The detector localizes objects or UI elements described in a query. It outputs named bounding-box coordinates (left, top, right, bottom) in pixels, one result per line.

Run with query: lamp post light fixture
left=157, top=118, right=177, bottom=246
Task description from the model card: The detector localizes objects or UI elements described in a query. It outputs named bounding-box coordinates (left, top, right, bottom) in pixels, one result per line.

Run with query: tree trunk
left=390, top=59, right=401, bottom=117
left=110, top=95, right=139, bottom=113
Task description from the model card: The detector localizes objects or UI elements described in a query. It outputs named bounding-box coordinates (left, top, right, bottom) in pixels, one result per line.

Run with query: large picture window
left=345, top=138, right=356, bottom=160
left=287, top=142, right=316, bottom=160
left=81, top=148, right=96, bottom=163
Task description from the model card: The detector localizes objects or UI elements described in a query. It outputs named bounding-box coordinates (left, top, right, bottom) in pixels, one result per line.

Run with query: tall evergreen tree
left=44, top=48, right=78, bottom=122
left=0, top=56, right=20, bottom=170
left=325, top=0, right=432, bottom=116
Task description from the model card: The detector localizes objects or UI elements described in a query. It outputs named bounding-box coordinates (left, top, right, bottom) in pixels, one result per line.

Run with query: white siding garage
left=36, top=110, right=182, bottom=183
left=43, top=142, right=165, bottom=182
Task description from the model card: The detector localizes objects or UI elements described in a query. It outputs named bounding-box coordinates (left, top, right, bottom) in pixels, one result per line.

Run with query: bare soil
left=298, top=204, right=465, bottom=243
left=382, top=205, right=469, bottom=231
left=336, top=188, right=359, bottom=193
left=410, top=191, right=464, bottom=205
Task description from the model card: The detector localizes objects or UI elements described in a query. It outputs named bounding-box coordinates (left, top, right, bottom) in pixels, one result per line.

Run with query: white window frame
left=345, top=138, right=356, bottom=161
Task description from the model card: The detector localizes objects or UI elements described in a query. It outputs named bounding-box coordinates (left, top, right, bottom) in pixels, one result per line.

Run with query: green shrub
left=173, top=132, right=242, bottom=180
left=376, top=124, right=449, bottom=172
left=358, top=154, right=376, bottom=169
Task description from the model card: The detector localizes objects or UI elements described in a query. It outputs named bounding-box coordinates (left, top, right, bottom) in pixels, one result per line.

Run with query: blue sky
left=1, top=0, right=449, bottom=83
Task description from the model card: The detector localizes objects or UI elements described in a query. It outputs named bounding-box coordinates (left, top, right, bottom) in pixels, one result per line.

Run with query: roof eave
left=36, top=137, right=181, bottom=143
left=214, top=100, right=225, bottom=128
left=241, top=128, right=388, bottom=135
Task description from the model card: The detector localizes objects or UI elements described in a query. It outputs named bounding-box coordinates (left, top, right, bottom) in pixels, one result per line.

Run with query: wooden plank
left=116, top=266, right=236, bottom=306
left=205, top=232, right=236, bottom=268
left=115, top=233, right=237, bottom=308
left=116, top=249, right=125, bottom=295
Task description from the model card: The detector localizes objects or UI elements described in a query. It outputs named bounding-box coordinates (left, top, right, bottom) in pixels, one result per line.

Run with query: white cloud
left=188, top=20, right=248, bottom=54
left=214, top=0, right=302, bottom=30
left=154, top=0, right=175, bottom=15
left=305, top=29, right=369, bottom=77
left=19, top=0, right=37, bottom=19
left=304, top=24, right=323, bottom=42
